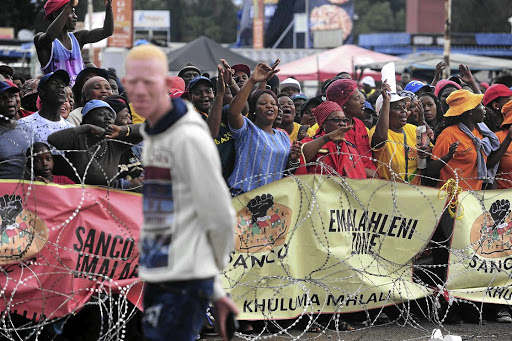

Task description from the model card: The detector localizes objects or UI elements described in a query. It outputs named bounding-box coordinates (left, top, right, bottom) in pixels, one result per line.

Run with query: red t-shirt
left=345, top=118, right=376, bottom=171
left=296, top=132, right=366, bottom=179
left=52, top=175, right=76, bottom=185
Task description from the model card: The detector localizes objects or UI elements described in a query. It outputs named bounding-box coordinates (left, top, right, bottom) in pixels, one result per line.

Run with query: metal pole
left=305, top=0, right=309, bottom=49
left=443, top=0, right=451, bottom=79
left=87, top=0, right=94, bottom=63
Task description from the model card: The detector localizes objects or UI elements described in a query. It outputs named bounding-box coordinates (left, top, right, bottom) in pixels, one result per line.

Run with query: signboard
left=108, top=0, right=134, bottom=48
left=133, top=10, right=170, bottom=29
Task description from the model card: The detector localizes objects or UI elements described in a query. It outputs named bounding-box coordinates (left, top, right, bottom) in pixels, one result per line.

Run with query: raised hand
left=327, top=124, right=353, bottom=142
left=217, top=64, right=226, bottom=95
left=415, top=100, right=426, bottom=125
left=250, top=62, right=279, bottom=84
left=220, top=59, right=234, bottom=86
left=447, top=141, right=459, bottom=159
left=434, top=61, right=446, bottom=78
left=381, top=81, right=391, bottom=102
left=458, top=64, right=475, bottom=85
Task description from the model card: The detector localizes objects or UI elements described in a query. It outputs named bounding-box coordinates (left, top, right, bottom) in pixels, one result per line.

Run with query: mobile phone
left=225, top=311, right=239, bottom=340
left=271, top=59, right=279, bottom=68
left=298, top=125, right=309, bottom=134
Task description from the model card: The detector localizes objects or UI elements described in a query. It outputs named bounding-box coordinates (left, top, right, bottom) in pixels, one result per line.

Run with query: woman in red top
left=296, top=101, right=366, bottom=178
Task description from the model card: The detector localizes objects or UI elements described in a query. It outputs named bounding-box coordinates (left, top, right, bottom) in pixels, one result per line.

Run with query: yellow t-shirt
left=289, top=122, right=317, bottom=142
left=369, top=124, right=420, bottom=185
left=129, top=103, right=146, bottom=124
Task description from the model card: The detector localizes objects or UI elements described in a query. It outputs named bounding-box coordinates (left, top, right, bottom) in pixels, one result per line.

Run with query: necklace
left=84, top=135, right=108, bottom=158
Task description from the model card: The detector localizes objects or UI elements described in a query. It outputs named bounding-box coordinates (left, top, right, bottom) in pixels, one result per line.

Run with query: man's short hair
left=126, top=44, right=168, bottom=74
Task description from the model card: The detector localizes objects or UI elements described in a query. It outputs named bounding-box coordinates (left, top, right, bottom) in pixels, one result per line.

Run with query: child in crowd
left=26, top=142, right=75, bottom=184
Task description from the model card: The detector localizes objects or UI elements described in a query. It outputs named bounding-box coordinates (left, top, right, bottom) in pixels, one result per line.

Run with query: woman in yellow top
left=369, top=82, right=429, bottom=185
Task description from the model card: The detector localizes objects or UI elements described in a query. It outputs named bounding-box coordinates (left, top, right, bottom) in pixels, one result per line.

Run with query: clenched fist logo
left=0, top=194, right=23, bottom=233
left=489, top=199, right=510, bottom=227
left=247, top=194, right=274, bottom=223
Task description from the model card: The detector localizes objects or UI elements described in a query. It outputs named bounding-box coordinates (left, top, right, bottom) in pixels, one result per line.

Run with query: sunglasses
left=325, top=117, right=351, bottom=124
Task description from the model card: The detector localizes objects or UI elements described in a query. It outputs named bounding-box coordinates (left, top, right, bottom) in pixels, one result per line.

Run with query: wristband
left=323, top=135, right=330, bottom=143
left=125, top=125, right=131, bottom=137
left=228, top=82, right=237, bottom=88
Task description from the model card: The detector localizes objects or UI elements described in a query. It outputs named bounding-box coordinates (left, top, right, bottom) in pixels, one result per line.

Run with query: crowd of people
left=1, top=0, right=512, bottom=339
left=4, top=58, right=512, bottom=194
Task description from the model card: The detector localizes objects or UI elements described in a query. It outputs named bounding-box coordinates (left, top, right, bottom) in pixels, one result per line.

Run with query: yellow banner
left=447, top=190, right=512, bottom=304
left=223, top=175, right=446, bottom=320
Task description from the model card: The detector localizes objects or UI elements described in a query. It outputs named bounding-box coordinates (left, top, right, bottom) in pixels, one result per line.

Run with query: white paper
left=381, top=62, right=397, bottom=94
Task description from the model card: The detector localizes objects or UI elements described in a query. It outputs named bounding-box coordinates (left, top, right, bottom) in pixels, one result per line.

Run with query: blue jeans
left=143, top=278, right=213, bottom=341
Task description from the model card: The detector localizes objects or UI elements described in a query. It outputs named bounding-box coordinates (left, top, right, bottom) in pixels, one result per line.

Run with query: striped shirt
left=228, top=116, right=291, bottom=193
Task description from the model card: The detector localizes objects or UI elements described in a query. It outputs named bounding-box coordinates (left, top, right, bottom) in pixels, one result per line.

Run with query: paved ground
left=203, top=320, right=512, bottom=340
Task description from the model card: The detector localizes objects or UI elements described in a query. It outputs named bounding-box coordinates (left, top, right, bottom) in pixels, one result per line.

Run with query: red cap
left=168, top=76, right=185, bottom=98
left=44, top=0, right=70, bottom=21
left=232, top=64, right=251, bottom=77
left=483, top=84, right=512, bottom=106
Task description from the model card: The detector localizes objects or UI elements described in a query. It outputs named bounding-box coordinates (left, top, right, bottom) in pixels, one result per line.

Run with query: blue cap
left=187, top=76, right=213, bottom=91
left=38, top=70, right=70, bottom=92
left=0, top=81, right=20, bottom=94
left=364, top=101, right=374, bottom=112
left=404, top=80, right=434, bottom=94
left=291, top=93, right=308, bottom=101
left=82, top=99, right=116, bottom=117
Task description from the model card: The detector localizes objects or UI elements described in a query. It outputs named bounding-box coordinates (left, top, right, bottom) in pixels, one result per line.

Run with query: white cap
left=375, top=93, right=411, bottom=115
left=280, top=78, right=301, bottom=92
left=361, top=76, right=376, bottom=88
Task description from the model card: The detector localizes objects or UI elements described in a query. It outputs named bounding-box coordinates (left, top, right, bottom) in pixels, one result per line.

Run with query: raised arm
left=228, top=61, right=279, bottom=130
left=302, top=125, right=352, bottom=162
left=207, top=65, right=226, bottom=138
left=220, top=59, right=248, bottom=115
left=371, top=82, right=391, bottom=149
left=75, top=0, right=114, bottom=47
left=425, top=141, right=459, bottom=179
left=34, top=1, right=78, bottom=65
left=431, top=61, right=446, bottom=87
left=48, top=124, right=104, bottom=149
left=458, top=64, right=481, bottom=95
left=105, top=123, right=143, bottom=144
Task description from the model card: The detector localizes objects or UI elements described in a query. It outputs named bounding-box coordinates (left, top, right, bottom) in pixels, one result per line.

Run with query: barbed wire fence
left=0, top=136, right=512, bottom=341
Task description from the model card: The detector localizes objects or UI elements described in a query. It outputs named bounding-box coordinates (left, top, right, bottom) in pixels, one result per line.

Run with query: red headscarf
left=312, top=101, right=342, bottom=129
left=44, top=0, right=70, bottom=21
left=434, top=79, right=462, bottom=98
left=326, top=79, right=358, bottom=108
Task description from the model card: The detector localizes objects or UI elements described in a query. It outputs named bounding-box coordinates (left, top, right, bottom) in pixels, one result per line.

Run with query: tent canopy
left=277, top=44, right=400, bottom=82
left=357, top=52, right=512, bottom=74
left=168, top=36, right=258, bottom=73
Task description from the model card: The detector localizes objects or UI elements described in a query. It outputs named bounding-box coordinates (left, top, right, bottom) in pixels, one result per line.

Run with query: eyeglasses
left=325, top=117, right=351, bottom=124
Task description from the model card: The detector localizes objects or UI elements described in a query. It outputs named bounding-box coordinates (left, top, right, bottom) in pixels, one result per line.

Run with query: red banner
left=0, top=181, right=143, bottom=321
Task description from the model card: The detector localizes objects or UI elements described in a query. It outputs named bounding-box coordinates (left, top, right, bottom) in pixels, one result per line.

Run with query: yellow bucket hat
left=500, top=100, right=512, bottom=127
left=444, top=89, right=484, bottom=117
